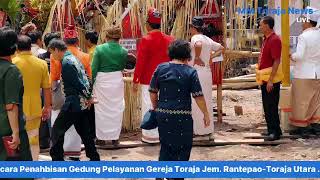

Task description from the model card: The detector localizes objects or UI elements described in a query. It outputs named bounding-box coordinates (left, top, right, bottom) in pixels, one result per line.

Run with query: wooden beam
left=281, top=0, right=290, bottom=87
left=95, top=139, right=291, bottom=150
left=213, top=81, right=259, bottom=90
left=223, top=77, right=256, bottom=83
left=193, top=139, right=290, bottom=146
left=243, top=133, right=318, bottom=139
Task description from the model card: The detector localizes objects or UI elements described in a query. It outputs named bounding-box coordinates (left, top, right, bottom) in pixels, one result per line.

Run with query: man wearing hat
left=91, top=26, right=128, bottom=146
left=190, top=16, right=223, bottom=139
left=50, top=25, right=91, bottom=160
left=133, top=8, right=174, bottom=144
left=289, top=7, right=320, bottom=136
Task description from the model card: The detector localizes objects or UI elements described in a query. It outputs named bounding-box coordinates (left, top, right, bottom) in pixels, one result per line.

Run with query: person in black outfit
left=38, top=32, right=61, bottom=150
left=48, top=39, right=100, bottom=161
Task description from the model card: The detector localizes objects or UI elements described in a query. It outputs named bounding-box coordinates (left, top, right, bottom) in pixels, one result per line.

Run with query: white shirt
left=190, top=34, right=222, bottom=67
left=31, top=44, right=46, bottom=57
left=292, top=27, right=320, bottom=79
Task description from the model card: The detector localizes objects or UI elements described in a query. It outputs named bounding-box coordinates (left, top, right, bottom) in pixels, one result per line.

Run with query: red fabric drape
left=122, top=14, right=142, bottom=39
left=211, top=61, right=223, bottom=85
left=201, top=0, right=218, bottom=16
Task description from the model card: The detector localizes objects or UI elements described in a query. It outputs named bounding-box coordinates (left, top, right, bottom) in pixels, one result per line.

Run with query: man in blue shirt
left=48, top=39, right=100, bottom=161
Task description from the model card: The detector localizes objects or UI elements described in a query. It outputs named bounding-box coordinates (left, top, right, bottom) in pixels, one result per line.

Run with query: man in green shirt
left=0, top=27, right=32, bottom=161
left=91, top=26, right=128, bottom=146
left=91, top=27, right=128, bottom=84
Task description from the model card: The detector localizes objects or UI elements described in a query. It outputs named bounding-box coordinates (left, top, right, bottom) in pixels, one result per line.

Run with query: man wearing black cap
left=190, top=16, right=224, bottom=139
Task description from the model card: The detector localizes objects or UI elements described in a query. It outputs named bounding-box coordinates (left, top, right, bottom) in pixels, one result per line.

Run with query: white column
left=274, top=0, right=282, bottom=35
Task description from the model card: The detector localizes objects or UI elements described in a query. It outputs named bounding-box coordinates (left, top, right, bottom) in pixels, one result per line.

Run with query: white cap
left=306, top=6, right=320, bottom=28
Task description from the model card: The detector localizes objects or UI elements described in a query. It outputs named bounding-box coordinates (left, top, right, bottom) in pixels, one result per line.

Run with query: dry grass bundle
left=122, top=77, right=142, bottom=131
left=224, top=0, right=260, bottom=51
left=222, top=0, right=262, bottom=72
left=170, top=0, right=201, bottom=40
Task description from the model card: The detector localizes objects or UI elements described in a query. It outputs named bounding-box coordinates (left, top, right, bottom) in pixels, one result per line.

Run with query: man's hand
left=85, top=98, right=96, bottom=109
left=8, top=133, right=20, bottom=150
left=203, top=113, right=210, bottom=128
left=194, top=57, right=205, bottom=67
left=210, top=51, right=222, bottom=59
left=122, top=69, right=134, bottom=76
left=267, top=80, right=274, bottom=93
left=42, top=106, right=51, bottom=121
left=133, top=83, right=139, bottom=93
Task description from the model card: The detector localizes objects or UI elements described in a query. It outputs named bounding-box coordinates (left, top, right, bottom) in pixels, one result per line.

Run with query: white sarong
left=94, top=71, right=125, bottom=140
left=51, top=109, right=81, bottom=157
left=141, top=85, right=159, bottom=143
left=192, top=66, right=214, bottom=135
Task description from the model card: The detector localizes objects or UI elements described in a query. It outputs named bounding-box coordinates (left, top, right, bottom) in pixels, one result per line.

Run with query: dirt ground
left=96, top=90, right=320, bottom=161
left=39, top=90, right=320, bottom=180
left=40, top=89, right=320, bottom=162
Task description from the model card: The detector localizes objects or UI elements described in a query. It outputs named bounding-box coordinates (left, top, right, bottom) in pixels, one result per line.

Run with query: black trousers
left=261, top=82, right=282, bottom=135
left=39, top=121, right=50, bottom=149
left=39, top=90, right=51, bottom=149
left=87, top=105, right=96, bottom=139
left=50, top=110, right=100, bottom=161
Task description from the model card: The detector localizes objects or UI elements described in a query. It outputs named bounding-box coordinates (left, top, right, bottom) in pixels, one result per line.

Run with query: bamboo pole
left=216, top=0, right=227, bottom=124
left=281, top=0, right=290, bottom=87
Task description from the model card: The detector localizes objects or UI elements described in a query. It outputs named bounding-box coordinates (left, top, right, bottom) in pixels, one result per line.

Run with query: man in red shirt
left=258, top=16, right=282, bottom=141
left=133, top=8, right=174, bottom=144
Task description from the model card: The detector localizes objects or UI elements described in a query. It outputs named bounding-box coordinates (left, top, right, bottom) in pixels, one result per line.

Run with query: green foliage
left=0, top=0, right=10, bottom=9
left=7, top=0, right=21, bottom=23
left=0, top=0, right=21, bottom=26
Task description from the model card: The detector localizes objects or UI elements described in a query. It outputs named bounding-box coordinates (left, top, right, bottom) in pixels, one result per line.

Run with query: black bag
left=140, top=110, right=157, bottom=130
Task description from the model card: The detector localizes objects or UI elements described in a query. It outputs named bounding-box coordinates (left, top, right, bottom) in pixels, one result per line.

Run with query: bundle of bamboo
left=224, top=0, right=261, bottom=51
left=123, top=77, right=142, bottom=131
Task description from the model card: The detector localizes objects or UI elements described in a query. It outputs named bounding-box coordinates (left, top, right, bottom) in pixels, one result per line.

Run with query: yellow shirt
left=89, top=45, right=96, bottom=63
left=13, top=51, right=51, bottom=118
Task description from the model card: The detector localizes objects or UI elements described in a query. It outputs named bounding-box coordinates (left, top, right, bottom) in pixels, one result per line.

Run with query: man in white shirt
left=289, top=7, right=320, bottom=136
left=27, top=31, right=46, bottom=57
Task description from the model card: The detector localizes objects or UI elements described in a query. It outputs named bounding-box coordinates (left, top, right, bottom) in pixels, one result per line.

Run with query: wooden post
left=217, top=0, right=228, bottom=124
left=217, top=80, right=223, bottom=123
left=281, top=0, right=290, bottom=87
left=219, top=0, right=226, bottom=120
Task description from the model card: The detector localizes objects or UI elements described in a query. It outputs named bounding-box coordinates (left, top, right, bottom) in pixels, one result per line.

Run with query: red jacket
left=133, top=30, right=174, bottom=85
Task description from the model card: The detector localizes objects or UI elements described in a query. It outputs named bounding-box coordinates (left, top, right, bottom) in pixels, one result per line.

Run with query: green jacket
left=91, top=41, right=128, bottom=84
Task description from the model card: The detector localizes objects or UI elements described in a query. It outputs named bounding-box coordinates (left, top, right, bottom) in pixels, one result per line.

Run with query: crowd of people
left=0, top=7, right=220, bottom=166
left=0, top=6, right=319, bottom=179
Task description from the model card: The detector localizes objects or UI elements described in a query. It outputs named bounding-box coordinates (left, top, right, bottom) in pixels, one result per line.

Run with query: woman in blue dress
left=149, top=40, right=210, bottom=166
